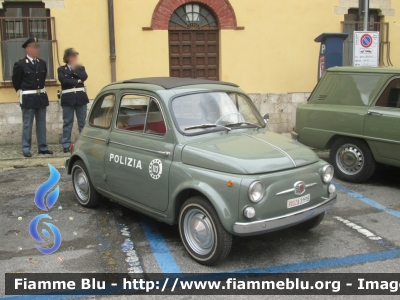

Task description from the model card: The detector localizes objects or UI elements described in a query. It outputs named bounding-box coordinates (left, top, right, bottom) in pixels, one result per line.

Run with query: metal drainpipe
left=108, top=0, right=116, bottom=82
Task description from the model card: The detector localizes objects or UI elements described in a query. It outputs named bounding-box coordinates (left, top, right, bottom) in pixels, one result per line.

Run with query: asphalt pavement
left=0, top=151, right=400, bottom=299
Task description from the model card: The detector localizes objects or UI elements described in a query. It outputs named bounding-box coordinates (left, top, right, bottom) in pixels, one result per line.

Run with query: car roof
left=107, top=77, right=239, bottom=90
left=327, top=66, right=400, bottom=74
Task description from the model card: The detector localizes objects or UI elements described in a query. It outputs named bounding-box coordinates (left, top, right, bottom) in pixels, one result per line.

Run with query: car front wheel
left=71, top=160, right=100, bottom=207
left=330, top=138, right=376, bottom=183
left=179, top=196, right=232, bottom=266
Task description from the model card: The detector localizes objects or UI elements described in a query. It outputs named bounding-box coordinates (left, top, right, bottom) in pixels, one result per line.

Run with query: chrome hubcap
left=336, top=144, right=364, bottom=175
left=73, top=168, right=89, bottom=202
left=183, top=208, right=214, bottom=256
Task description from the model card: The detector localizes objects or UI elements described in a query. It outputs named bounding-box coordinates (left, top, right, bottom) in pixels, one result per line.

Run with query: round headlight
left=322, top=165, right=334, bottom=183
left=248, top=181, right=265, bottom=203
left=244, top=207, right=256, bottom=219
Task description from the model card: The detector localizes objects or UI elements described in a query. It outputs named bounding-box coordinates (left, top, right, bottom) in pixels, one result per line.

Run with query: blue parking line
left=140, top=216, right=182, bottom=274
left=226, top=249, right=400, bottom=274
left=334, top=182, right=400, bottom=219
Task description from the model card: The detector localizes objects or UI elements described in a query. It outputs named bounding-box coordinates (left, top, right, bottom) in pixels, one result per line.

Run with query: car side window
left=89, top=94, right=116, bottom=129
left=117, top=94, right=166, bottom=136
left=117, top=94, right=150, bottom=132
left=145, top=100, right=166, bottom=136
left=375, top=78, right=400, bottom=108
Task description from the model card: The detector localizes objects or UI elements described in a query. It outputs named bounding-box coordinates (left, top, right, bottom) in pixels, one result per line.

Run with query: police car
left=66, top=77, right=337, bottom=265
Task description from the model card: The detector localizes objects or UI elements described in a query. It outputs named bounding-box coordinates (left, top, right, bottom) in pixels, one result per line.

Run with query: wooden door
left=169, top=30, right=219, bottom=80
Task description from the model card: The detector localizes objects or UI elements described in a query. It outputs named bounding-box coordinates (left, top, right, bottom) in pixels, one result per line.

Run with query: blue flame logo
left=29, top=164, right=62, bottom=255
left=34, top=164, right=60, bottom=211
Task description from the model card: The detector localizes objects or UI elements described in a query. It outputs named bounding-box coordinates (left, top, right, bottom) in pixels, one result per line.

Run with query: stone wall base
left=248, top=92, right=310, bottom=134
left=0, top=101, right=93, bottom=147
left=0, top=92, right=309, bottom=146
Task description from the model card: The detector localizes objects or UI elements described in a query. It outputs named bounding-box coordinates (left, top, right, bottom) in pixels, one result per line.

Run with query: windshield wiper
left=184, top=124, right=231, bottom=132
left=225, top=122, right=261, bottom=129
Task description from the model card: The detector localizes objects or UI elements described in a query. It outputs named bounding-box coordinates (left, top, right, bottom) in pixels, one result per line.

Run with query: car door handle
left=367, top=111, right=382, bottom=116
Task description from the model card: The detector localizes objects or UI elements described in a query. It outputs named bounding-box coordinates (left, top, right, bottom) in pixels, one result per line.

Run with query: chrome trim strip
left=81, top=134, right=107, bottom=142
left=109, top=140, right=171, bottom=157
left=276, top=182, right=318, bottom=196
left=233, top=193, right=337, bottom=235
left=97, top=187, right=167, bottom=218
left=242, top=133, right=297, bottom=167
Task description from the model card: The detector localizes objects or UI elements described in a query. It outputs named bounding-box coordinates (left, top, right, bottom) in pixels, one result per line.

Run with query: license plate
left=287, top=194, right=310, bottom=209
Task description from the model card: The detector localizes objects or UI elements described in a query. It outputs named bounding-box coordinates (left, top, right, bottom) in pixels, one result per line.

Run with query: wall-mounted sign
left=353, top=31, right=380, bottom=67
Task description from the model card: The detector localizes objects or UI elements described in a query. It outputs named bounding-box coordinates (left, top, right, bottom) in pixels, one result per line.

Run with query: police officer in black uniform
left=12, top=37, right=53, bottom=157
left=58, top=48, right=89, bottom=153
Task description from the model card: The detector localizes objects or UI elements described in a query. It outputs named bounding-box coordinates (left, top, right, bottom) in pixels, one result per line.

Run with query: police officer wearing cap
left=12, top=37, right=53, bottom=157
left=58, top=48, right=89, bottom=153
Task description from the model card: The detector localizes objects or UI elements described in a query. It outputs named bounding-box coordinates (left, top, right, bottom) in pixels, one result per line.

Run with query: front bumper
left=290, top=130, right=298, bottom=140
left=65, top=159, right=70, bottom=172
left=233, top=193, right=337, bottom=236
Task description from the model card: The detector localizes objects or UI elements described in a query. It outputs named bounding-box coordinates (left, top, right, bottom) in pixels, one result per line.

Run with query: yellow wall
left=222, top=0, right=341, bottom=93
left=385, top=0, right=400, bottom=67
left=0, top=0, right=399, bottom=101
left=114, top=0, right=169, bottom=80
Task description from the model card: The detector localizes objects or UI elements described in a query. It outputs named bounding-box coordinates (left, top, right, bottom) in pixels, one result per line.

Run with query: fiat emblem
left=294, top=181, right=306, bottom=195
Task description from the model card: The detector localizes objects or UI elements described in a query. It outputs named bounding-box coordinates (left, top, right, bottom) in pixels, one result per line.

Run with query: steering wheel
left=215, top=112, right=244, bottom=124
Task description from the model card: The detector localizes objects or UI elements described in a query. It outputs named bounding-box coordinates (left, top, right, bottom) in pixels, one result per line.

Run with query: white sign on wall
left=353, top=31, right=380, bottom=67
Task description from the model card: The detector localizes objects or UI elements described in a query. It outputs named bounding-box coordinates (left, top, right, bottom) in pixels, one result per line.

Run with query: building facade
left=0, top=0, right=398, bottom=145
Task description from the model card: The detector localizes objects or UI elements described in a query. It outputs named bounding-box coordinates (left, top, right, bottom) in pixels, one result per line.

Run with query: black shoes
left=39, top=150, right=54, bottom=155
left=23, top=152, right=32, bottom=158
left=63, top=148, right=69, bottom=153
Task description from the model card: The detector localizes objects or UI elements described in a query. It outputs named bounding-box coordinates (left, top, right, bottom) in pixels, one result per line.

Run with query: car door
left=104, top=92, right=174, bottom=212
left=364, top=77, right=400, bottom=161
left=83, top=92, right=116, bottom=191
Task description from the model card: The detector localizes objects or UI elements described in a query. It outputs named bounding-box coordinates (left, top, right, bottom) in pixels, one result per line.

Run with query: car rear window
left=312, top=73, right=385, bottom=106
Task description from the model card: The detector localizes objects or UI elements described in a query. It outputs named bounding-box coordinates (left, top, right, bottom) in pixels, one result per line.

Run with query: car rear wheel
left=72, top=160, right=100, bottom=208
left=330, top=138, right=376, bottom=183
left=294, top=212, right=325, bottom=231
left=179, top=196, right=232, bottom=266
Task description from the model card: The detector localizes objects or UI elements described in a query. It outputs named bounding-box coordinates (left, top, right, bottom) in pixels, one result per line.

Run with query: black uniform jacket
left=12, top=57, right=49, bottom=108
left=57, top=65, right=89, bottom=106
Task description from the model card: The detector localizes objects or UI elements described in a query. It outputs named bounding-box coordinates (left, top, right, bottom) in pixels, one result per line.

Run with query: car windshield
left=171, top=92, right=264, bottom=134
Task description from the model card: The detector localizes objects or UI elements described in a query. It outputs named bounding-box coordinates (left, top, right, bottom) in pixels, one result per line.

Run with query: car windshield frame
left=169, top=90, right=266, bottom=136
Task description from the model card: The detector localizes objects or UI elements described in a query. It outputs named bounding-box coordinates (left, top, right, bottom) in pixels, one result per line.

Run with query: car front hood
left=181, top=130, right=319, bottom=174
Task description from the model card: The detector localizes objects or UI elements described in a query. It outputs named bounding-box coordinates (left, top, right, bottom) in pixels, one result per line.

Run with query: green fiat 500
left=293, top=67, right=400, bottom=183
left=66, top=77, right=337, bottom=265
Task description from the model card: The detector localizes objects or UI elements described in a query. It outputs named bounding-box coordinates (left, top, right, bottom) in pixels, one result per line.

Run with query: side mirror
left=263, top=113, right=269, bottom=123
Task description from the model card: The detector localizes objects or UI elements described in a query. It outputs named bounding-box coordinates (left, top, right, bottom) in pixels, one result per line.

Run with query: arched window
left=169, top=3, right=218, bottom=30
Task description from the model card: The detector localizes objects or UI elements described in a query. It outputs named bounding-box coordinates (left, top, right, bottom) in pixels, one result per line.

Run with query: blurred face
left=68, top=54, right=78, bottom=66
left=26, top=44, right=40, bottom=58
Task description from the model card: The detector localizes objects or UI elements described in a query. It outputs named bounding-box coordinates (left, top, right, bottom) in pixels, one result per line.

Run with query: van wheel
left=71, top=160, right=100, bottom=207
left=294, top=212, right=325, bottom=231
left=330, top=138, right=376, bottom=183
left=179, top=196, right=232, bottom=266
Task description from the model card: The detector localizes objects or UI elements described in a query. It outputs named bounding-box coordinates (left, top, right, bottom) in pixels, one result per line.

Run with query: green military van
left=66, top=77, right=336, bottom=265
left=294, top=67, right=400, bottom=183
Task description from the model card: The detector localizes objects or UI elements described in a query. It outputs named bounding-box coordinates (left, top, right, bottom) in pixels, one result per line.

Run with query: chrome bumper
left=233, top=193, right=337, bottom=236
left=65, top=159, right=70, bottom=173
left=290, top=130, right=298, bottom=140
